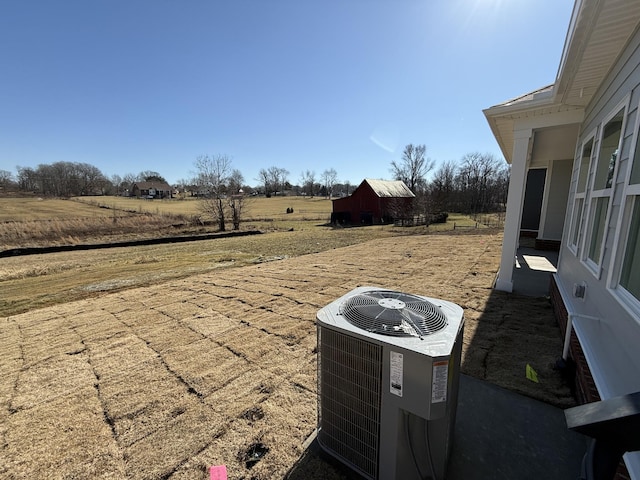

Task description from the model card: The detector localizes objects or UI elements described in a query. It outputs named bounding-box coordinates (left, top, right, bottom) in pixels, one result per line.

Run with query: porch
left=512, top=238, right=559, bottom=297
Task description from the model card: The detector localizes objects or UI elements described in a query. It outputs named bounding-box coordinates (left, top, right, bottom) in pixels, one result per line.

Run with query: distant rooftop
left=363, top=178, right=415, bottom=198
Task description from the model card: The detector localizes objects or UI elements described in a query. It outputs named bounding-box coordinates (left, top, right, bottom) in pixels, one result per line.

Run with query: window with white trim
left=584, top=107, right=625, bottom=271
left=616, top=116, right=640, bottom=306
left=569, top=136, right=594, bottom=251
left=620, top=197, right=640, bottom=300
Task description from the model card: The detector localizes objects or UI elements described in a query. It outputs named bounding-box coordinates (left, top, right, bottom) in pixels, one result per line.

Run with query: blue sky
left=0, top=0, right=574, bottom=187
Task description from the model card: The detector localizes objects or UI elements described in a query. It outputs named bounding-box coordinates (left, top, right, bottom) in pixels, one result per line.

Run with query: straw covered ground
left=0, top=230, right=574, bottom=479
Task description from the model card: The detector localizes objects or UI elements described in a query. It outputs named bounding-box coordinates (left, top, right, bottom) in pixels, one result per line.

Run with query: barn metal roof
left=363, top=179, right=415, bottom=198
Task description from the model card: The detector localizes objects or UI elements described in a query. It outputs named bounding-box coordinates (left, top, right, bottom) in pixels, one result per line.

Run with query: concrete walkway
left=512, top=246, right=559, bottom=297
left=448, top=374, right=585, bottom=480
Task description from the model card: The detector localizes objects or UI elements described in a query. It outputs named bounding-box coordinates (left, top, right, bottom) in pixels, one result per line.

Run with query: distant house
left=485, top=1, right=640, bottom=477
left=331, top=179, right=414, bottom=225
left=131, top=182, right=173, bottom=199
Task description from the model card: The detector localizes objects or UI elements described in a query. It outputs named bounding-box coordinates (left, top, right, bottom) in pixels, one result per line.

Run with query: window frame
left=608, top=97, right=640, bottom=319
left=580, top=100, right=628, bottom=278
left=568, top=131, right=597, bottom=255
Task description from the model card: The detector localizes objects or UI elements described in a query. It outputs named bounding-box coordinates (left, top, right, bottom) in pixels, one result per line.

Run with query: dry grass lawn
left=0, top=229, right=574, bottom=480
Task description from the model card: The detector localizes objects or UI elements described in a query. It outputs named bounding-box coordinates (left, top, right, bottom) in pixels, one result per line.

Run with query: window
left=577, top=139, right=592, bottom=194
left=570, top=198, right=584, bottom=247
left=620, top=197, right=640, bottom=300
left=569, top=137, right=594, bottom=251
left=594, top=122, right=620, bottom=190
left=631, top=132, right=640, bottom=184
left=614, top=106, right=640, bottom=307
left=584, top=107, right=625, bottom=271
left=607, top=96, right=640, bottom=317
left=588, top=197, right=609, bottom=262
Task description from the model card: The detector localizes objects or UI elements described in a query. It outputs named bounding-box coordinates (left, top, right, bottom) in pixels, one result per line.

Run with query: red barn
left=331, top=179, right=415, bottom=225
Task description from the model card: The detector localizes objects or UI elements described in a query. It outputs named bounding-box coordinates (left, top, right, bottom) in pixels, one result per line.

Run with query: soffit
left=530, top=124, right=581, bottom=167
left=555, top=0, right=640, bottom=107
left=484, top=102, right=583, bottom=164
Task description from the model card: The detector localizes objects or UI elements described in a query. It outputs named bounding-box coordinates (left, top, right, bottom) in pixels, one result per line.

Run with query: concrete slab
left=449, top=374, right=585, bottom=480
left=513, top=247, right=559, bottom=297
left=298, top=374, right=586, bottom=479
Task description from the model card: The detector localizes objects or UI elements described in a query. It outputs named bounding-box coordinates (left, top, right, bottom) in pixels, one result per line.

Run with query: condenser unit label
left=390, top=351, right=403, bottom=397
left=431, top=361, right=449, bottom=403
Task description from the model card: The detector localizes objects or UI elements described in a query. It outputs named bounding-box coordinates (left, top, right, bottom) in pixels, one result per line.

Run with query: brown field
left=0, top=196, right=482, bottom=251
left=0, top=195, right=334, bottom=222
left=0, top=197, right=117, bottom=221
left=0, top=226, right=402, bottom=317
left=1, top=196, right=483, bottom=317
left=72, top=195, right=335, bottom=222
left=0, top=226, right=574, bottom=480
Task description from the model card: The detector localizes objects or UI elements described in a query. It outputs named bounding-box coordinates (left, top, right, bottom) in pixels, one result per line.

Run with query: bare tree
left=454, top=152, right=502, bottom=214
left=321, top=168, right=338, bottom=198
left=16, top=166, right=38, bottom=192
left=110, top=174, right=123, bottom=196
left=429, top=160, right=457, bottom=212
left=300, top=170, right=316, bottom=196
left=257, top=168, right=270, bottom=196
left=391, top=144, right=435, bottom=193
left=226, top=168, right=248, bottom=230
left=259, top=166, right=290, bottom=196
left=267, top=166, right=290, bottom=195
left=267, top=166, right=280, bottom=196
left=494, top=165, right=510, bottom=210
left=0, top=169, right=15, bottom=191
left=228, top=169, right=244, bottom=195
left=76, top=163, right=106, bottom=195
left=194, top=154, right=232, bottom=231
left=14, top=161, right=107, bottom=196
left=229, top=193, right=248, bottom=230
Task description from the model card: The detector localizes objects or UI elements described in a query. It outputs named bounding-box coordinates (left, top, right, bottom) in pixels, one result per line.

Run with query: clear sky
left=0, top=0, right=575, bottom=187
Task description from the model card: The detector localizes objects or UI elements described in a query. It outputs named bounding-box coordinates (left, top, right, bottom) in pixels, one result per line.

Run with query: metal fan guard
left=339, top=290, right=448, bottom=337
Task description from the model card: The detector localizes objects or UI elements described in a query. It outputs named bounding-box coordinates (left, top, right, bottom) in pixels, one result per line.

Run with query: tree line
left=1, top=145, right=509, bottom=221
left=390, top=144, right=509, bottom=216
left=4, top=163, right=172, bottom=198
left=1, top=161, right=345, bottom=200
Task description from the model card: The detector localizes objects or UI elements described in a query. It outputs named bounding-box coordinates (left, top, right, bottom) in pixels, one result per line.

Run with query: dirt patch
left=0, top=230, right=573, bottom=479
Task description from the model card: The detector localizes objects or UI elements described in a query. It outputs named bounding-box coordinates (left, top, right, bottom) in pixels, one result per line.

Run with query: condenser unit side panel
left=317, top=326, right=382, bottom=480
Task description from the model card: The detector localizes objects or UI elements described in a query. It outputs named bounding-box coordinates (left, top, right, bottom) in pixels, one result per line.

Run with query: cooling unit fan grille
left=339, top=290, right=447, bottom=337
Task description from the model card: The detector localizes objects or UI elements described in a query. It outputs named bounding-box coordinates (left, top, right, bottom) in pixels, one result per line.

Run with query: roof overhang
left=484, top=0, right=640, bottom=164
left=554, top=0, right=640, bottom=108
left=483, top=92, right=584, bottom=164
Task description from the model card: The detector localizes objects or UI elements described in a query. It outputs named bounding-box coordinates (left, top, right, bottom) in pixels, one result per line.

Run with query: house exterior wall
left=541, top=159, right=573, bottom=240
left=131, top=183, right=172, bottom=199
left=557, top=27, right=640, bottom=478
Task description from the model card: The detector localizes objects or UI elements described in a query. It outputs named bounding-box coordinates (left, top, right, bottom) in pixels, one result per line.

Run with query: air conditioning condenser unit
left=316, top=286, right=464, bottom=480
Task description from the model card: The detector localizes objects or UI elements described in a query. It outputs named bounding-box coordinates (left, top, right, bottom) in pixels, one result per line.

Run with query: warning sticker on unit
left=390, top=351, right=403, bottom=397
left=431, top=361, right=449, bottom=403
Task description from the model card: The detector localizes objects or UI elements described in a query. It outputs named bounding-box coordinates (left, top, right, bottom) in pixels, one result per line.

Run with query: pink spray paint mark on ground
left=210, top=465, right=227, bottom=480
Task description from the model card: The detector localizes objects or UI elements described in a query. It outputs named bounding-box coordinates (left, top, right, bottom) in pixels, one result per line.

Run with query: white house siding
left=558, top=28, right=640, bottom=478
